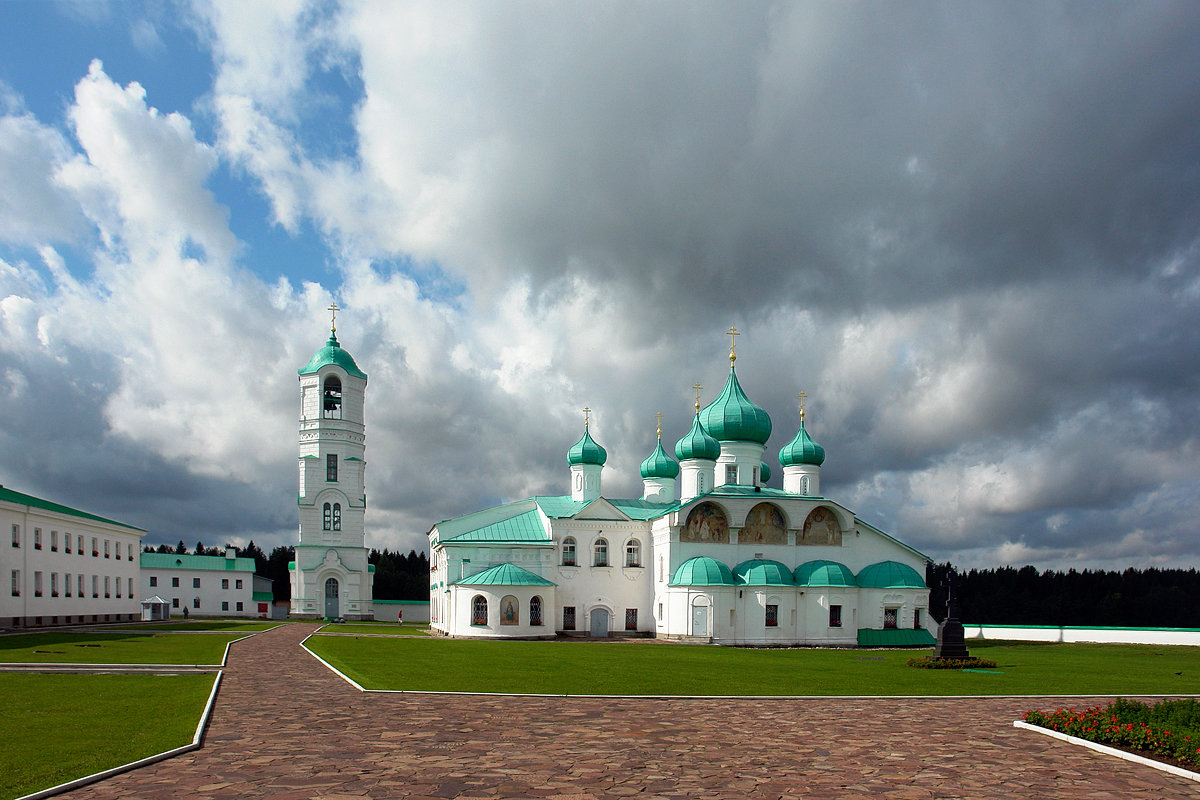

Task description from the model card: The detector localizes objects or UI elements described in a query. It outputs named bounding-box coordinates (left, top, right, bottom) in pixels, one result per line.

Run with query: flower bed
left=907, top=656, right=997, bottom=669
left=1023, top=698, right=1200, bottom=769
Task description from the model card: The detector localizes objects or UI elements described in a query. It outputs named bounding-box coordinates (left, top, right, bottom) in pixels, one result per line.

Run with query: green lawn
left=0, top=632, right=244, bottom=664
left=305, top=636, right=1200, bottom=696
left=107, top=619, right=280, bottom=632
left=0, top=673, right=215, bottom=799
left=318, top=621, right=431, bottom=635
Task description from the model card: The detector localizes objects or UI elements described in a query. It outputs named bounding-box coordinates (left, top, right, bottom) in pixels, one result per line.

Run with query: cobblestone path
left=59, top=623, right=1200, bottom=799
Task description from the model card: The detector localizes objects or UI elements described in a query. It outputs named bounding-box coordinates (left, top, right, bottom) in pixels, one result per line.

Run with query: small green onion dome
left=794, top=560, right=857, bottom=587
left=698, top=367, right=772, bottom=444
left=567, top=427, right=607, bottom=466
left=759, top=461, right=771, bottom=483
left=674, top=415, right=721, bottom=461
left=640, top=439, right=680, bottom=479
left=298, top=333, right=368, bottom=379
left=733, top=559, right=794, bottom=586
left=779, top=420, right=825, bottom=467
left=668, top=556, right=735, bottom=586
left=856, top=560, right=927, bottom=589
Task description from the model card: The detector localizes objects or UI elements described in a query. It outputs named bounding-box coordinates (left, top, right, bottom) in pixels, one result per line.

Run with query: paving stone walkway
left=60, top=623, right=1200, bottom=799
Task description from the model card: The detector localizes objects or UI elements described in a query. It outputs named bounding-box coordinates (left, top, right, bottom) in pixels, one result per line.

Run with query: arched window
left=471, top=595, right=488, bottom=626
left=561, top=537, right=576, bottom=566
left=500, top=595, right=518, bottom=625
left=530, top=595, right=543, bottom=626
left=332, top=503, right=342, bottom=531
left=323, top=376, right=342, bottom=419
left=625, top=539, right=641, bottom=567
left=593, top=538, right=609, bottom=567
left=322, top=503, right=332, bottom=531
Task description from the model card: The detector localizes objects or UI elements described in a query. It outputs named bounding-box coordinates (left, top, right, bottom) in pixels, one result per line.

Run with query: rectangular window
left=77, top=574, right=84, bottom=596
left=104, top=540, right=110, bottom=558
left=829, top=604, right=842, bottom=628
left=765, top=604, right=779, bottom=627
left=51, top=573, right=58, bottom=597
left=65, top=573, right=72, bottom=597
left=34, top=528, right=42, bottom=549
left=128, top=577, right=133, bottom=597
left=171, top=577, right=180, bottom=588
left=92, top=575, right=99, bottom=598
left=104, top=576, right=110, bottom=598
left=115, top=578, right=121, bottom=598
left=563, top=606, right=576, bottom=630
left=236, top=602, right=243, bottom=612
left=725, top=464, right=738, bottom=484
left=92, top=537, right=98, bottom=556
left=327, top=453, right=338, bottom=482
left=77, top=535, right=83, bottom=554
left=625, top=608, right=638, bottom=631
left=65, top=534, right=71, bottom=553
left=51, top=530, right=58, bottom=551
left=10, top=570, right=19, bottom=597
left=34, top=571, right=43, bottom=597
left=192, top=598, right=200, bottom=609
left=222, top=578, right=229, bottom=590
left=235, top=579, right=243, bottom=590
left=221, top=601, right=229, bottom=611
left=115, top=542, right=121, bottom=559
left=914, top=609, right=923, bottom=630
left=11, top=524, right=19, bottom=547
left=172, top=598, right=179, bottom=608
left=561, top=542, right=576, bottom=566
left=150, top=576, right=158, bottom=587
left=884, top=608, right=899, bottom=629
left=193, top=578, right=200, bottom=588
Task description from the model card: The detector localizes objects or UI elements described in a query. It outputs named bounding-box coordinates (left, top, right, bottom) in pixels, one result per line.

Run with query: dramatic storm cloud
left=0, top=1, right=1197, bottom=569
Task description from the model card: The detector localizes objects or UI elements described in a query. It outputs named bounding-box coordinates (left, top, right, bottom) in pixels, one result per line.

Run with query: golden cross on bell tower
left=797, top=391, right=807, bottom=422
left=692, top=382, right=703, bottom=414
left=726, top=326, right=740, bottom=364
left=582, top=407, right=592, bottom=428
left=328, top=302, right=340, bottom=335
left=655, top=411, right=664, bottom=439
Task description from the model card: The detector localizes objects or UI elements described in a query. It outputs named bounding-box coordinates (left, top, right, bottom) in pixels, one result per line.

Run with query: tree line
left=926, top=562, right=1200, bottom=628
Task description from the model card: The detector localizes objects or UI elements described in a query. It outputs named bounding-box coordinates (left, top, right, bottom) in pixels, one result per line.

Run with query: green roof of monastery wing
left=732, top=559, right=795, bottom=586
left=856, top=560, right=927, bottom=588
left=0, top=484, right=145, bottom=532
left=440, top=508, right=550, bottom=543
left=456, top=562, right=555, bottom=586
left=531, top=496, right=672, bottom=521
left=669, top=556, right=736, bottom=586
left=793, top=560, right=857, bottom=587
left=698, top=367, right=772, bottom=444
left=857, top=628, right=936, bottom=647
left=640, top=439, right=680, bottom=479
left=140, top=553, right=257, bottom=572
left=779, top=420, right=826, bottom=467
left=298, top=334, right=367, bottom=379
left=566, top=426, right=607, bottom=466
left=674, top=415, right=721, bottom=461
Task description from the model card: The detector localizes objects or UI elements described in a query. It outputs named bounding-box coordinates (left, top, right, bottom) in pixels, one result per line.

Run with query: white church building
left=429, top=335, right=936, bottom=646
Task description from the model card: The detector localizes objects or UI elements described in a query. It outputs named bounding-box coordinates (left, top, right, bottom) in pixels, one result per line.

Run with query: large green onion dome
left=298, top=332, right=367, bottom=380
left=674, top=414, right=721, bottom=461
left=759, top=461, right=772, bottom=483
left=698, top=367, right=772, bottom=444
left=567, top=426, right=607, bottom=466
left=640, top=439, right=680, bottom=479
left=733, top=559, right=794, bottom=586
left=779, top=420, right=825, bottom=467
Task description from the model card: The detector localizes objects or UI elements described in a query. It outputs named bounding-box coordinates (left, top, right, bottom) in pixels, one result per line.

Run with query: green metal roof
left=140, top=553, right=258, bottom=572
left=640, top=438, right=680, bottom=479
left=567, top=426, right=607, bottom=466
left=298, top=333, right=367, bottom=379
left=530, top=496, right=672, bottom=521
left=856, top=560, right=927, bottom=589
left=456, top=562, right=555, bottom=587
left=669, top=556, right=736, bottom=586
left=779, top=420, right=826, bottom=467
left=252, top=591, right=273, bottom=602
left=0, top=484, right=145, bottom=532
left=857, top=628, right=936, bottom=647
left=674, top=414, right=720, bottom=461
left=698, top=367, right=772, bottom=445
left=794, top=560, right=857, bottom=587
left=732, top=559, right=794, bottom=586
left=441, top=508, right=550, bottom=543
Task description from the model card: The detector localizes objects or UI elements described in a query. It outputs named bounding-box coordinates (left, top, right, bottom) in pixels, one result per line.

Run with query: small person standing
left=397, top=608, right=403, bottom=625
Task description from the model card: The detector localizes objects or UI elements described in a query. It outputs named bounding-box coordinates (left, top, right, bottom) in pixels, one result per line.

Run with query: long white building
left=140, top=550, right=273, bottom=617
left=1, top=483, right=144, bottom=627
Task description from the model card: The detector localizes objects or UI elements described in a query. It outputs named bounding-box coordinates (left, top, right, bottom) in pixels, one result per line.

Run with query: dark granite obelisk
left=934, top=568, right=971, bottom=660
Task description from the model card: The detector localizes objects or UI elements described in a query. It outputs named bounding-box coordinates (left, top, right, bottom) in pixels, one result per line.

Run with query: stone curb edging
left=300, top=634, right=366, bottom=691
left=15, top=670, right=224, bottom=800
left=1013, top=719, right=1200, bottom=783
left=0, top=632, right=255, bottom=674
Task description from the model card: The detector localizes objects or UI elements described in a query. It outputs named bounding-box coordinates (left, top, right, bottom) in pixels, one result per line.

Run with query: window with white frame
left=127, top=577, right=132, bottom=597
left=884, top=607, right=899, bottom=629
left=725, top=465, right=738, bottom=484
left=192, top=598, right=200, bottom=609
left=625, top=608, right=638, bottom=630
left=91, top=537, right=98, bottom=556
left=593, top=538, right=608, bottom=567
left=34, top=528, right=42, bottom=549
left=104, top=576, right=110, bottom=597
left=332, top=503, right=341, bottom=531
left=829, top=604, right=842, bottom=628
left=236, top=601, right=243, bottom=611
left=222, top=601, right=229, bottom=611
left=222, top=579, right=229, bottom=590
left=625, top=539, right=641, bottom=567
left=765, top=604, right=779, bottom=627
left=11, top=569, right=20, bottom=596
left=51, top=530, right=58, bottom=551
left=530, top=595, right=543, bottom=626
left=65, top=533, right=71, bottom=553
left=51, top=573, right=58, bottom=597
left=193, top=578, right=200, bottom=588
left=92, top=575, right=98, bottom=597
left=171, top=577, right=180, bottom=587
left=150, top=576, right=158, bottom=587
left=561, top=537, right=576, bottom=566
left=77, top=574, right=84, bottom=596
left=471, top=595, right=488, bottom=626
left=35, top=571, right=43, bottom=597
left=235, top=579, right=243, bottom=589
left=77, top=534, right=83, bottom=554
left=65, top=573, right=72, bottom=596
left=11, top=524, right=19, bottom=547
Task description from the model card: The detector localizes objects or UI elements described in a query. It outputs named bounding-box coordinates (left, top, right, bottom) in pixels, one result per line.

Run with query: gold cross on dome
left=328, top=302, right=340, bottom=334
left=692, top=383, right=703, bottom=413
left=797, top=391, right=807, bottom=422
left=655, top=411, right=663, bottom=438
left=726, top=326, right=740, bottom=363
left=583, top=407, right=591, bottom=428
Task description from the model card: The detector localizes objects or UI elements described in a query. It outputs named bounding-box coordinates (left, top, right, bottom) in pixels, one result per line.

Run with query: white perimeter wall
left=964, top=624, right=1200, bottom=646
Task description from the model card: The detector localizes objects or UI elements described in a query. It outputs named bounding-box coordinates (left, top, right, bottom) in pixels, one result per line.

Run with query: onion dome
left=759, top=461, right=771, bottom=483
left=779, top=420, right=825, bottom=467
left=698, top=367, right=772, bottom=444
left=794, top=560, right=857, bottom=587
left=298, top=332, right=367, bottom=379
left=640, top=439, right=679, bottom=479
left=567, top=426, right=607, bottom=466
left=674, top=414, right=721, bottom=461
left=668, top=556, right=735, bottom=586
left=733, top=559, right=794, bottom=586
left=856, top=561, right=927, bottom=589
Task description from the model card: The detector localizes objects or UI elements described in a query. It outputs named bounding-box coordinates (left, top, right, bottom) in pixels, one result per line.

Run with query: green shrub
left=907, top=656, right=998, bottom=669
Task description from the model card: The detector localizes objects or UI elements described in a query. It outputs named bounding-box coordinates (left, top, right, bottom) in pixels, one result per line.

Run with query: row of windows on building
left=10, top=525, right=135, bottom=561
left=159, top=596, right=246, bottom=612
left=560, top=537, right=640, bottom=568
left=147, top=576, right=246, bottom=590
left=10, top=570, right=133, bottom=600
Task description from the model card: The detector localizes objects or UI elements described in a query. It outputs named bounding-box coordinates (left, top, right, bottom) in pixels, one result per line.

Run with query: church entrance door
left=324, top=578, right=340, bottom=619
left=692, top=603, right=709, bottom=637
left=589, top=608, right=609, bottom=637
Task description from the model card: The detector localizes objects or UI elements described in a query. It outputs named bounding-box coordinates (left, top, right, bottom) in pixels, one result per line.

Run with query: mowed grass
left=0, top=631, right=244, bottom=664
left=319, top=621, right=431, bottom=636
left=0, top=673, right=215, bottom=799
left=107, top=619, right=279, bottom=632
left=305, top=636, right=1200, bottom=696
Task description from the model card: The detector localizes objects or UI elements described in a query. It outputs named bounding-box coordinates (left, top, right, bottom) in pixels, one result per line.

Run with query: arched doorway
left=324, top=577, right=340, bottom=619
left=691, top=599, right=710, bottom=637
left=589, top=607, right=610, bottom=638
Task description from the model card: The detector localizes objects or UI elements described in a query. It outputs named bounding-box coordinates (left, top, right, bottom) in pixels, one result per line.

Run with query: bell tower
left=290, top=304, right=374, bottom=619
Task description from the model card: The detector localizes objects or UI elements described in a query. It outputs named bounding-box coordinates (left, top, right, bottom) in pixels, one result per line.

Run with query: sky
left=1, top=1, right=1198, bottom=570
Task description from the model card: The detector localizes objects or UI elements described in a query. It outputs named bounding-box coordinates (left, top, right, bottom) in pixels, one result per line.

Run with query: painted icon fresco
left=801, top=506, right=842, bottom=546
left=740, top=502, right=787, bottom=544
left=682, top=502, right=730, bottom=543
